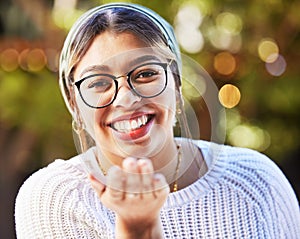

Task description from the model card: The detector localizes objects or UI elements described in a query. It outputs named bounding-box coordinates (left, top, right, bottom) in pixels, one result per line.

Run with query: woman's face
left=73, top=31, right=177, bottom=165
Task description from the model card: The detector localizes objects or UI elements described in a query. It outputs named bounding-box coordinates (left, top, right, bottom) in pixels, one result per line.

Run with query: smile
left=110, top=114, right=154, bottom=134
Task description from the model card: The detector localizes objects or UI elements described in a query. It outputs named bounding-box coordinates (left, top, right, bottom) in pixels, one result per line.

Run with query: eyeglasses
left=73, top=62, right=170, bottom=109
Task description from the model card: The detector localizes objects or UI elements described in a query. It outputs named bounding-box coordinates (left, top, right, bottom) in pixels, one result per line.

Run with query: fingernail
left=138, top=158, right=149, bottom=166
left=153, top=174, right=162, bottom=182
left=89, top=174, right=96, bottom=181
left=123, top=157, right=136, bottom=168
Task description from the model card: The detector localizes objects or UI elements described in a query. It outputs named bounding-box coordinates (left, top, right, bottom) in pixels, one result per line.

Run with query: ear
left=68, top=85, right=85, bottom=129
left=68, top=85, right=76, bottom=112
left=175, top=87, right=184, bottom=107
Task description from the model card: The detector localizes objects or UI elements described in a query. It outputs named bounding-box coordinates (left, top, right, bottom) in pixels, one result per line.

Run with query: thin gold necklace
left=97, top=157, right=107, bottom=176
left=96, top=143, right=182, bottom=192
left=172, top=143, right=182, bottom=192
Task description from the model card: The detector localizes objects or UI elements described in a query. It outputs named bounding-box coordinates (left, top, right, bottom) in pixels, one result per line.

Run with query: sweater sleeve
left=263, top=155, right=300, bottom=238
left=15, top=159, right=115, bottom=239
left=232, top=148, right=300, bottom=238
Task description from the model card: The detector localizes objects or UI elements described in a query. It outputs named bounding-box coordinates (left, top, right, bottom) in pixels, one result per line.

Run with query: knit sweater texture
left=15, top=140, right=300, bottom=238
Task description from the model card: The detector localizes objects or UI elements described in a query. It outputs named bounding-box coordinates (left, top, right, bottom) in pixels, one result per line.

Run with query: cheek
left=154, top=85, right=177, bottom=125
left=162, top=80, right=177, bottom=112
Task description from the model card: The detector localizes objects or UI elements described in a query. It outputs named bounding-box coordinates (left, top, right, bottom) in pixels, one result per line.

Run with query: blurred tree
left=0, top=0, right=299, bottom=238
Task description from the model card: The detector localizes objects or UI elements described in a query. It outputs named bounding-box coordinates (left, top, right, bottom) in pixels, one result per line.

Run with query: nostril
left=113, top=86, right=142, bottom=107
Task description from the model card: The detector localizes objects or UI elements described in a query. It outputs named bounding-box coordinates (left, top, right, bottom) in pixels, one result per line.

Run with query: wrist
left=115, top=215, right=163, bottom=239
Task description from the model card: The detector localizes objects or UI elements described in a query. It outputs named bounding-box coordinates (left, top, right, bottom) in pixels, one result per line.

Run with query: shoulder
left=194, top=139, right=298, bottom=203
left=16, top=155, right=88, bottom=198
left=218, top=143, right=293, bottom=191
left=196, top=140, right=300, bottom=227
left=15, top=151, right=92, bottom=206
left=15, top=154, right=94, bottom=237
left=194, top=139, right=286, bottom=182
left=15, top=154, right=90, bottom=210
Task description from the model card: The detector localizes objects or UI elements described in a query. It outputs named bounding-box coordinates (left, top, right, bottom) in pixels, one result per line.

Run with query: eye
left=88, top=79, right=110, bottom=88
left=132, top=65, right=162, bottom=83
left=85, top=75, right=113, bottom=92
left=136, top=70, right=158, bottom=79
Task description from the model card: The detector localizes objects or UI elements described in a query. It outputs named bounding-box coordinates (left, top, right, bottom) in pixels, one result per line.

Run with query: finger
left=137, top=158, right=154, bottom=194
left=122, top=157, right=140, bottom=194
left=105, top=165, right=126, bottom=199
left=122, top=157, right=138, bottom=173
left=89, top=174, right=106, bottom=198
left=152, top=173, right=170, bottom=198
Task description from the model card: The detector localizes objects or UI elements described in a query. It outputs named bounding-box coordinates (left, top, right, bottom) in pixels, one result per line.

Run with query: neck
left=151, top=138, right=179, bottom=186
left=95, top=136, right=179, bottom=183
left=173, top=138, right=207, bottom=191
left=94, top=138, right=206, bottom=192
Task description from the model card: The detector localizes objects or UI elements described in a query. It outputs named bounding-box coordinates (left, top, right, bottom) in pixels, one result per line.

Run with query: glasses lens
left=130, top=63, right=167, bottom=98
left=79, top=74, right=116, bottom=108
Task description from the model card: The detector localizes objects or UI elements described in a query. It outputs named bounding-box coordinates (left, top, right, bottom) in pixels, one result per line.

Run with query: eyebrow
left=129, top=55, right=162, bottom=67
left=79, top=65, right=110, bottom=79
left=79, top=54, right=162, bottom=79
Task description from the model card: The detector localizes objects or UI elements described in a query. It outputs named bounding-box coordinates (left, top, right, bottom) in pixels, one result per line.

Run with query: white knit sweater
left=15, top=140, right=300, bottom=238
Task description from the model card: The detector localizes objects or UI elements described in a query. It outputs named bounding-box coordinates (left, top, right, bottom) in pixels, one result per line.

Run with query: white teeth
left=124, top=121, right=130, bottom=131
left=141, top=115, right=147, bottom=125
left=120, top=121, right=125, bottom=131
left=131, top=120, right=138, bottom=130
left=137, top=118, right=142, bottom=127
left=112, top=115, right=150, bottom=133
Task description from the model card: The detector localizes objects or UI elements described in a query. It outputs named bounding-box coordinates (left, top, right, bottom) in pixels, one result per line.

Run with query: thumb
left=89, top=174, right=106, bottom=198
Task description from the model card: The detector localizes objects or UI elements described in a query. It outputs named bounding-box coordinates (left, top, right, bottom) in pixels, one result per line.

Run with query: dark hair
left=60, top=7, right=181, bottom=111
left=70, top=8, right=170, bottom=70
left=59, top=5, right=191, bottom=150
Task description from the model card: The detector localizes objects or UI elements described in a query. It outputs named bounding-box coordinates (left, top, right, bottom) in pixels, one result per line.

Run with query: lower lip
left=111, top=117, right=154, bottom=141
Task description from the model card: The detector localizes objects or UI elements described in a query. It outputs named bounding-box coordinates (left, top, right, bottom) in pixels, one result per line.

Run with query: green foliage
left=0, top=0, right=299, bottom=164
left=1, top=2, right=299, bottom=238
left=0, top=70, right=67, bottom=134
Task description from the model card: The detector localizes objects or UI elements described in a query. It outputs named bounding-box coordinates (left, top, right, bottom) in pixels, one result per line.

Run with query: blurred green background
left=1, top=0, right=299, bottom=238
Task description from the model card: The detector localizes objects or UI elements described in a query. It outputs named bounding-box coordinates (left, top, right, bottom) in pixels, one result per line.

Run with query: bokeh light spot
left=0, top=49, right=19, bottom=72
left=208, top=27, right=242, bottom=53
left=175, top=3, right=204, bottom=53
left=175, top=3, right=203, bottom=27
left=228, top=124, right=271, bottom=151
left=218, top=84, right=241, bottom=108
left=176, top=28, right=204, bottom=54
left=27, top=49, right=47, bottom=72
left=18, top=49, right=30, bottom=71
left=258, top=39, right=279, bottom=63
left=52, top=9, right=83, bottom=30
left=52, top=0, right=80, bottom=30
left=214, top=51, right=236, bottom=76
left=265, top=54, right=286, bottom=76
left=216, top=12, right=243, bottom=35
left=45, top=48, right=59, bottom=72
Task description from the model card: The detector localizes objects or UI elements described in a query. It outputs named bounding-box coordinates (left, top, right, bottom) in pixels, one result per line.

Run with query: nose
left=112, top=76, right=141, bottom=108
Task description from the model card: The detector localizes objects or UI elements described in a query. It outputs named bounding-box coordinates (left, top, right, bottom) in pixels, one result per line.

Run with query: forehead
left=88, top=31, right=148, bottom=59
left=74, top=31, right=166, bottom=78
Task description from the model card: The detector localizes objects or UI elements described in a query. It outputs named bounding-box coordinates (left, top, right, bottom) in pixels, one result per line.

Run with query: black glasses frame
left=73, top=62, right=169, bottom=109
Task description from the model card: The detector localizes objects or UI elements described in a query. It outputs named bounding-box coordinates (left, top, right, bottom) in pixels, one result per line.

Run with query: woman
left=15, top=3, right=300, bottom=238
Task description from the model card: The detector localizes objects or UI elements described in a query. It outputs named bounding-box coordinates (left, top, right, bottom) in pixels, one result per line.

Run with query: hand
left=89, top=157, right=169, bottom=238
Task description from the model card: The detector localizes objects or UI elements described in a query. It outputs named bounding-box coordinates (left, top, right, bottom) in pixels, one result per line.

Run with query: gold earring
left=176, top=108, right=182, bottom=115
left=72, top=118, right=89, bottom=153
left=72, top=119, right=84, bottom=134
